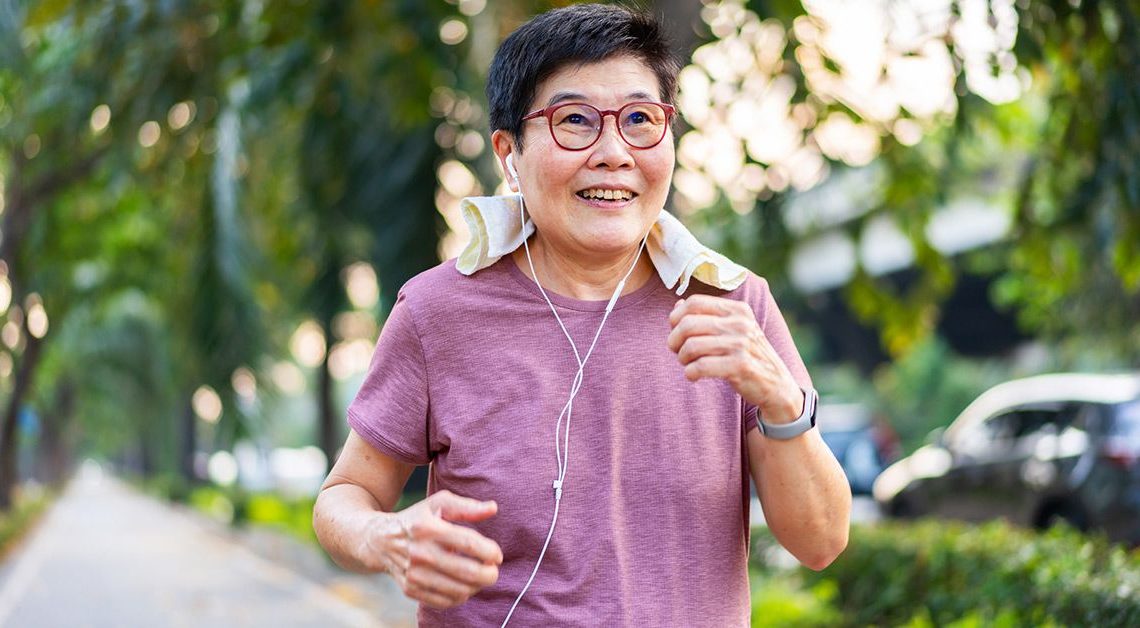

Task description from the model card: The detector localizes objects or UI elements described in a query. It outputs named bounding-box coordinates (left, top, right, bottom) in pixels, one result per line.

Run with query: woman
left=313, top=5, right=850, bottom=626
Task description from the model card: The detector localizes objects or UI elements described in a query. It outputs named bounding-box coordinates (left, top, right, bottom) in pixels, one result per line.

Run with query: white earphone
left=505, top=153, right=520, bottom=188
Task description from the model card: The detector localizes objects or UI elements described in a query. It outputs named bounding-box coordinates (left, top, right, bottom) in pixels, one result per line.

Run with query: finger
left=676, top=334, right=738, bottom=366
left=666, top=314, right=729, bottom=353
left=406, top=552, right=481, bottom=600
left=409, top=536, right=500, bottom=588
left=673, top=294, right=749, bottom=319
left=406, top=580, right=465, bottom=609
left=683, top=354, right=742, bottom=383
left=418, top=518, right=503, bottom=565
left=668, top=298, right=686, bottom=325
left=430, top=490, right=499, bottom=523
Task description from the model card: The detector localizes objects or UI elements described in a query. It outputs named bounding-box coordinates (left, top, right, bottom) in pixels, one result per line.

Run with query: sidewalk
left=0, top=463, right=416, bottom=627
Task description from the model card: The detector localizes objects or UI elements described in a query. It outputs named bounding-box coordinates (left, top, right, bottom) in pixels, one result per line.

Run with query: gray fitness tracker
left=757, top=387, right=819, bottom=440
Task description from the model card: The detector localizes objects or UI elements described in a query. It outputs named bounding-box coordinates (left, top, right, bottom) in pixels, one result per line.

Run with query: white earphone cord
left=501, top=193, right=649, bottom=627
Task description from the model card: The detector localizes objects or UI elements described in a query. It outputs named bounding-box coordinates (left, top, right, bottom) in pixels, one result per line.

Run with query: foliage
left=0, top=484, right=52, bottom=559
left=751, top=571, right=841, bottom=628
left=0, top=0, right=538, bottom=504
left=794, top=520, right=1140, bottom=627
left=870, top=336, right=1007, bottom=452
left=181, top=483, right=317, bottom=545
left=683, top=1, right=1140, bottom=358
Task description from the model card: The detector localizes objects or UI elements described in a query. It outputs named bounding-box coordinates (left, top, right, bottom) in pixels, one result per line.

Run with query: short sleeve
left=743, top=279, right=812, bottom=433
left=347, top=290, right=432, bottom=465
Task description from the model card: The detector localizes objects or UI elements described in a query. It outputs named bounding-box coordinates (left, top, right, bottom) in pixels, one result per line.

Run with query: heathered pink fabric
left=348, top=257, right=810, bottom=627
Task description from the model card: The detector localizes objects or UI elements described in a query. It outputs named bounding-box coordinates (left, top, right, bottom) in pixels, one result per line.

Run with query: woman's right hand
left=368, top=490, right=503, bottom=609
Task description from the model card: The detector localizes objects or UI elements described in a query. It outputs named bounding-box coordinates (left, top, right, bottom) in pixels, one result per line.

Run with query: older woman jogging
left=313, top=5, right=850, bottom=626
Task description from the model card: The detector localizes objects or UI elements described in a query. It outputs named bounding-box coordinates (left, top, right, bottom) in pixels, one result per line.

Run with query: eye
left=551, top=105, right=596, bottom=128
left=625, top=111, right=649, bottom=125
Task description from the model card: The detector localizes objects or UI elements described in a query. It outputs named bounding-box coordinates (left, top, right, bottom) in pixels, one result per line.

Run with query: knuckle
left=404, top=568, right=425, bottom=587
left=408, top=519, right=426, bottom=538
left=408, top=544, right=431, bottom=567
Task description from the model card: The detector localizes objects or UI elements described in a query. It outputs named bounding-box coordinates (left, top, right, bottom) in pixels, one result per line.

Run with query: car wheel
left=1039, top=504, right=1088, bottom=533
left=888, top=497, right=916, bottom=519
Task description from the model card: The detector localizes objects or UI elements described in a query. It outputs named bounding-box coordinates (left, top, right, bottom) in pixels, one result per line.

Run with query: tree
left=675, top=0, right=1140, bottom=360
left=0, top=0, right=268, bottom=507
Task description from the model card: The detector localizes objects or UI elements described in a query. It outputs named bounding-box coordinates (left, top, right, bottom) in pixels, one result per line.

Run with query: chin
left=581, top=230, right=650, bottom=255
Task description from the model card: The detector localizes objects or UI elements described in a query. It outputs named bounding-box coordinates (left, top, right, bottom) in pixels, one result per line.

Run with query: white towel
left=456, top=195, right=747, bottom=295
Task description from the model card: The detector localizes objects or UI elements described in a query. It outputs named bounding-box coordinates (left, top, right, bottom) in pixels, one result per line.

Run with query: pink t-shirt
left=348, top=258, right=810, bottom=627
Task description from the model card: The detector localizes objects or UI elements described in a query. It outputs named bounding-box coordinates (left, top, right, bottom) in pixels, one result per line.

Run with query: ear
left=491, top=130, right=519, bottom=193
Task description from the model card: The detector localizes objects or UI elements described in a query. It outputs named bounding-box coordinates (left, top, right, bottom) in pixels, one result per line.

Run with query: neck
left=512, top=234, right=655, bottom=301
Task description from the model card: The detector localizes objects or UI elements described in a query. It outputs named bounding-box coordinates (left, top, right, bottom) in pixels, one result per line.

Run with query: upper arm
left=320, top=429, right=417, bottom=513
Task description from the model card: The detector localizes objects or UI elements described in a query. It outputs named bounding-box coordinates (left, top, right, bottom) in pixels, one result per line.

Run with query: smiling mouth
left=577, top=188, right=636, bottom=201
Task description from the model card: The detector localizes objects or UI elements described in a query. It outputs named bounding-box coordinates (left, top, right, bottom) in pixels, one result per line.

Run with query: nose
left=588, top=113, right=635, bottom=170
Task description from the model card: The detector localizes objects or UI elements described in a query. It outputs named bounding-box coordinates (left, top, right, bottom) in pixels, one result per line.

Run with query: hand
left=368, top=490, right=502, bottom=609
left=667, top=294, right=803, bottom=424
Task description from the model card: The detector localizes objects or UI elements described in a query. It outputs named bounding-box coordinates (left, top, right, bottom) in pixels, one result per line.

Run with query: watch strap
left=757, top=387, right=818, bottom=440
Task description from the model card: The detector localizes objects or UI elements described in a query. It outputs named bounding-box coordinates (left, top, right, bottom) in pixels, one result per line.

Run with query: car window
left=1012, top=406, right=1070, bottom=439
left=1111, top=400, right=1140, bottom=437
left=955, top=411, right=1017, bottom=456
left=955, top=406, right=1069, bottom=456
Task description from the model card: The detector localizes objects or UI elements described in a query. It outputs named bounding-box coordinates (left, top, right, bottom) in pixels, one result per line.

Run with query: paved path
left=0, top=464, right=416, bottom=627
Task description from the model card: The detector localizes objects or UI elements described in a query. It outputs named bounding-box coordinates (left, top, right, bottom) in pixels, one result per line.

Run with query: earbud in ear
left=505, top=153, right=519, bottom=185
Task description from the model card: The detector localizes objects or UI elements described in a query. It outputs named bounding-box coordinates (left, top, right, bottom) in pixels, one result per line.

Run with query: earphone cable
left=502, top=195, right=650, bottom=627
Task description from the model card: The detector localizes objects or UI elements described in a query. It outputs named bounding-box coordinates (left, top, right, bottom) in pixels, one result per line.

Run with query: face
left=492, top=55, right=676, bottom=261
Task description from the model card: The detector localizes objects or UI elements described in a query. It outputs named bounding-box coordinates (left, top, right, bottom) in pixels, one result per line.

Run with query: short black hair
left=486, top=3, right=680, bottom=152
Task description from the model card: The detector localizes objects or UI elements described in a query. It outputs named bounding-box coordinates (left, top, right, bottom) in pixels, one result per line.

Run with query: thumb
left=430, top=490, right=498, bottom=523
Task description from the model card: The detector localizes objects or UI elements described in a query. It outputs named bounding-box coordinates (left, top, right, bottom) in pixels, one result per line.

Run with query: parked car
left=818, top=402, right=895, bottom=495
left=873, top=372, right=1140, bottom=546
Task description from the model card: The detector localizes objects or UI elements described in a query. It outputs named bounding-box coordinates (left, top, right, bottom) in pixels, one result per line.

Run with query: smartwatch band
left=757, top=387, right=819, bottom=440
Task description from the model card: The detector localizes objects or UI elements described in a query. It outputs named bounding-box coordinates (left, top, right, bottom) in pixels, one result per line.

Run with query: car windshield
left=1111, top=400, right=1140, bottom=437
left=821, top=430, right=857, bottom=459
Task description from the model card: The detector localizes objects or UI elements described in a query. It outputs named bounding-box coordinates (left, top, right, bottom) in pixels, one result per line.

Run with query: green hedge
left=790, top=520, right=1140, bottom=626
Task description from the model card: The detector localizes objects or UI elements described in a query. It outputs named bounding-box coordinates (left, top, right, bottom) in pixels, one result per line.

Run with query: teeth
left=580, top=188, right=633, bottom=201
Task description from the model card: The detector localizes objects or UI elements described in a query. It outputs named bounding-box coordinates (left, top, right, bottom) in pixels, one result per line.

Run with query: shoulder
left=396, top=257, right=516, bottom=317
left=398, top=259, right=463, bottom=301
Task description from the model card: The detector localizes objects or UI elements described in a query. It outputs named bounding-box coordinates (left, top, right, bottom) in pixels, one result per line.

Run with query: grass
left=0, top=484, right=54, bottom=561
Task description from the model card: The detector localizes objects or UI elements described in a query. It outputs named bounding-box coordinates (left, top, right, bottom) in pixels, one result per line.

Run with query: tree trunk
left=0, top=331, right=44, bottom=511
left=317, top=318, right=338, bottom=472
left=36, top=378, right=75, bottom=487
left=179, top=394, right=197, bottom=484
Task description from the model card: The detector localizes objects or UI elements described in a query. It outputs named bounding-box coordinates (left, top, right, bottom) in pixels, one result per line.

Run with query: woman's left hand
left=666, top=294, right=803, bottom=424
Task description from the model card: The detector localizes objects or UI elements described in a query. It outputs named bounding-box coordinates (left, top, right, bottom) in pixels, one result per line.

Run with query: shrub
left=798, top=520, right=1140, bottom=626
left=751, top=572, right=842, bottom=627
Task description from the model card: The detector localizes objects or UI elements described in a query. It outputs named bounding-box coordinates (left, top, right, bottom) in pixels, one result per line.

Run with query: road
left=0, top=463, right=878, bottom=627
left=0, top=463, right=416, bottom=628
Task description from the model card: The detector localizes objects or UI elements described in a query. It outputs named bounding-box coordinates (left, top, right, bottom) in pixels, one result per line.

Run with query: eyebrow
left=545, top=90, right=658, bottom=106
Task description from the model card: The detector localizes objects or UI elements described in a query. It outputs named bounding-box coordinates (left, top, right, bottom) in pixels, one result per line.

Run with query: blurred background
left=1, top=0, right=1138, bottom=626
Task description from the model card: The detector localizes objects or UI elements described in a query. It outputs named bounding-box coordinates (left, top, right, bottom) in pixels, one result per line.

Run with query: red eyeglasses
left=522, top=101, right=676, bottom=151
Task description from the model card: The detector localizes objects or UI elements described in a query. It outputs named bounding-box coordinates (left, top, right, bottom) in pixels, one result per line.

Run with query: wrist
left=760, top=387, right=807, bottom=425
left=757, top=387, right=818, bottom=440
left=360, top=512, right=403, bottom=574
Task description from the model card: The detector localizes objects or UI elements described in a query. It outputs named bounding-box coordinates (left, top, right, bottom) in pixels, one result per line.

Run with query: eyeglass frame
left=520, top=101, right=677, bottom=151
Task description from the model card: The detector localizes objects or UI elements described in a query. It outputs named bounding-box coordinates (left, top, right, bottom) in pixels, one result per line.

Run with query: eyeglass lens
left=549, top=103, right=669, bottom=149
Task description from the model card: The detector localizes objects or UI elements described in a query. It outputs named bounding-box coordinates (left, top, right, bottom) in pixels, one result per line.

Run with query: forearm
left=748, top=427, right=850, bottom=570
left=312, top=482, right=400, bottom=574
